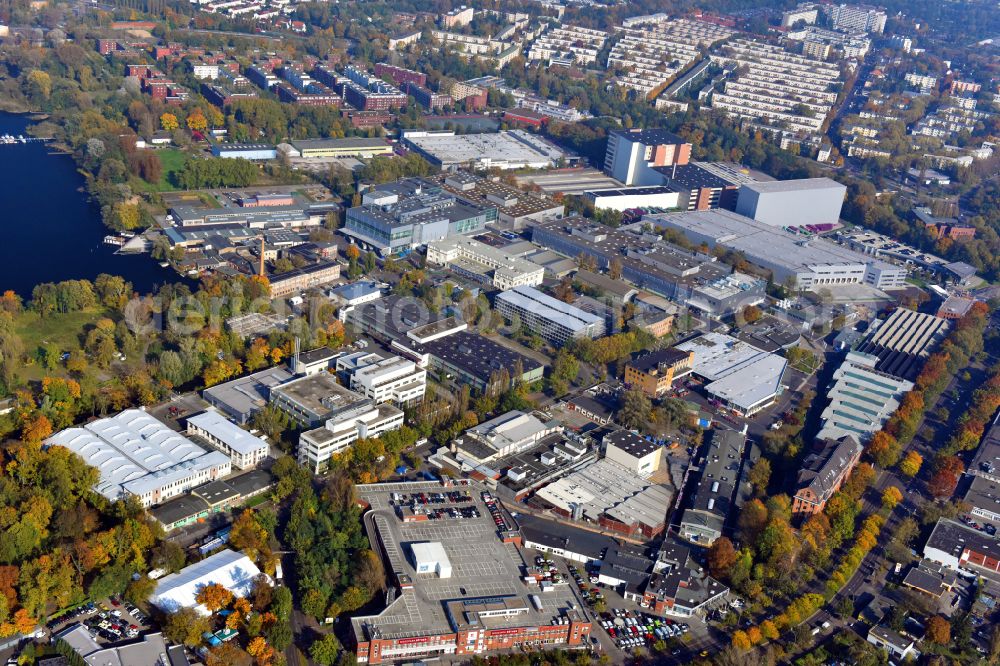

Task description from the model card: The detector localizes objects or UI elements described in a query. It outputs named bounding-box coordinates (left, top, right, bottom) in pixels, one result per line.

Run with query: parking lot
left=390, top=488, right=481, bottom=521
left=597, top=607, right=690, bottom=652
left=519, top=545, right=715, bottom=662
left=46, top=596, right=153, bottom=645
left=354, top=481, right=585, bottom=644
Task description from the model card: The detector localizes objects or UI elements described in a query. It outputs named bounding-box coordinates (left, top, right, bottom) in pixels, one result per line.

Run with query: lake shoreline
left=0, top=111, right=181, bottom=297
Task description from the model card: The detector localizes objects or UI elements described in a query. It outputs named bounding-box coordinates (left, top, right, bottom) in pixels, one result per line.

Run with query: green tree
left=87, top=564, right=130, bottom=600
left=125, top=575, right=157, bottom=606
left=163, top=607, right=211, bottom=646
left=310, top=634, right=343, bottom=665
left=266, top=619, right=293, bottom=651
left=617, top=388, right=651, bottom=429
left=747, top=459, right=771, bottom=497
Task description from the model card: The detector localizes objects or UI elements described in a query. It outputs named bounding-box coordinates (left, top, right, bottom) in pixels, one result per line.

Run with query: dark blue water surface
left=0, top=112, right=180, bottom=297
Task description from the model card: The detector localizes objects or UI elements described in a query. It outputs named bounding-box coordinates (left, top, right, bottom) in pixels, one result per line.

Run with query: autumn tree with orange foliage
left=247, top=636, right=278, bottom=665
left=866, top=430, right=902, bottom=468
left=706, top=537, right=738, bottom=578
left=205, top=641, right=246, bottom=666
left=0, top=290, right=21, bottom=313
left=928, top=468, right=959, bottom=499
left=196, top=582, right=234, bottom=613
left=20, top=413, right=53, bottom=446
left=926, top=615, right=951, bottom=645
left=229, top=510, right=272, bottom=566
left=732, top=630, right=752, bottom=651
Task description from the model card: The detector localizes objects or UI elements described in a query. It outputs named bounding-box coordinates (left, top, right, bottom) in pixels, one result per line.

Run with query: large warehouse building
left=531, top=220, right=766, bottom=318
left=674, top=332, right=787, bottom=417
left=855, top=307, right=951, bottom=380
left=734, top=178, right=847, bottom=228
left=403, top=130, right=578, bottom=170
left=645, top=209, right=907, bottom=291
left=46, top=409, right=231, bottom=507
left=290, top=137, right=393, bottom=158
left=343, top=178, right=495, bottom=255
left=817, top=351, right=914, bottom=442
left=351, top=481, right=592, bottom=664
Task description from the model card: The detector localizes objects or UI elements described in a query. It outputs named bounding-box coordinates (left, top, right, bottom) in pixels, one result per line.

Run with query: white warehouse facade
left=46, top=409, right=231, bottom=507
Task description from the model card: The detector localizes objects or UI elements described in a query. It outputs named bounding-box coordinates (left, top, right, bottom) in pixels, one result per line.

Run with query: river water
left=0, top=111, right=180, bottom=297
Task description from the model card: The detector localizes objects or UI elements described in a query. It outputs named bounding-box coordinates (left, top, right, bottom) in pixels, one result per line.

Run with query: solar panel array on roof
left=857, top=308, right=950, bottom=380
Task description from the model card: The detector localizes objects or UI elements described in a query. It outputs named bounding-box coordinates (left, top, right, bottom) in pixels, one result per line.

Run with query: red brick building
left=97, top=39, right=118, bottom=55
left=343, top=110, right=393, bottom=129
left=791, top=436, right=864, bottom=518
left=355, top=604, right=592, bottom=664
left=374, top=63, right=427, bottom=88
left=503, top=109, right=548, bottom=129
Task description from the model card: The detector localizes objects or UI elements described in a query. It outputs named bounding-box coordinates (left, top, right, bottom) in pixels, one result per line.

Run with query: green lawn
left=15, top=309, right=110, bottom=380
left=156, top=148, right=188, bottom=191
left=133, top=148, right=188, bottom=193
left=242, top=494, right=271, bottom=509
left=197, top=191, right=222, bottom=208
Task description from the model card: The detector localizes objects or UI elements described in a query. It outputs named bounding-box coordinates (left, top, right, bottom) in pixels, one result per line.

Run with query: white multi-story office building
left=426, top=237, right=545, bottom=290
left=292, top=378, right=406, bottom=474
left=187, top=408, right=270, bottom=470
left=495, top=285, right=606, bottom=346
left=336, top=351, right=427, bottom=406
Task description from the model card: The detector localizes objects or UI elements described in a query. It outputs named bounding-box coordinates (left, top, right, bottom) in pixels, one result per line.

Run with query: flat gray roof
left=351, top=480, right=582, bottom=641
left=406, top=130, right=571, bottom=166
left=187, top=408, right=268, bottom=456
left=292, top=137, right=389, bottom=150
left=738, top=177, right=845, bottom=194
left=272, top=373, right=367, bottom=416
left=203, top=366, right=294, bottom=419
left=497, top=285, right=603, bottom=332
left=645, top=208, right=892, bottom=272
left=964, top=475, right=1000, bottom=516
